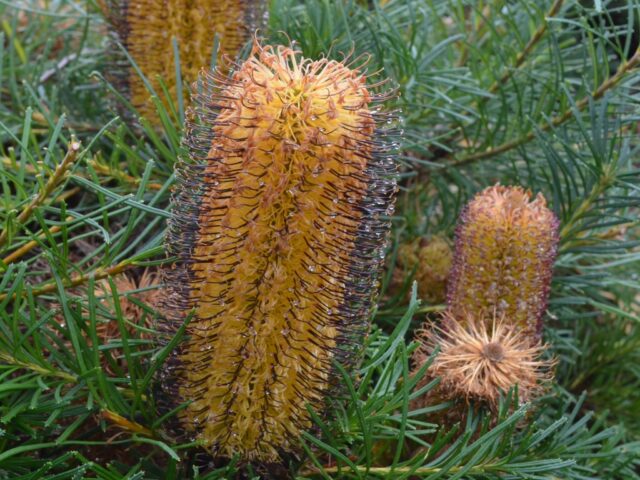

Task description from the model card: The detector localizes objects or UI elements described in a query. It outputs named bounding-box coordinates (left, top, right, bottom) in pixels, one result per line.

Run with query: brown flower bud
left=395, top=235, right=453, bottom=304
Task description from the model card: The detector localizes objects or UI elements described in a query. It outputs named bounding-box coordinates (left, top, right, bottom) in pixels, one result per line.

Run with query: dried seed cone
left=447, top=185, right=559, bottom=340
left=160, top=43, right=397, bottom=462
left=101, top=0, right=267, bottom=122
left=411, top=312, right=553, bottom=411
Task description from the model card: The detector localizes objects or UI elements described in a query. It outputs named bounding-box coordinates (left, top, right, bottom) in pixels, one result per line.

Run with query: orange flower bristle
left=412, top=311, right=554, bottom=411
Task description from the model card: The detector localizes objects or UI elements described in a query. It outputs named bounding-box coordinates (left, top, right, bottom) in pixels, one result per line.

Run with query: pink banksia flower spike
left=447, top=184, right=559, bottom=341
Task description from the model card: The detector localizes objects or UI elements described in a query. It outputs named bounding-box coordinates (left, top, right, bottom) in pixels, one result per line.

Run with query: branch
left=2, top=155, right=164, bottom=191
left=0, top=259, right=134, bottom=302
left=101, top=410, right=153, bottom=437
left=0, top=354, right=154, bottom=437
left=451, top=47, right=640, bottom=167
left=559, top=164, right=616, bottom=250
left=1, top=216, right=74, bottom=266
left=0, top=139, right=81, bottom=249
left=88, top=159, right=165, bottom=191
left=302, top=462, right=503, bottom=477
left=486, top=0, right=564, bottom=96
left=0, top=352, right=77, bottom=383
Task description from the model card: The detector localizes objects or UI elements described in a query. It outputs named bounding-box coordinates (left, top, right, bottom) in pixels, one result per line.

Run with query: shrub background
left=0, top=0, right=639, bottom=478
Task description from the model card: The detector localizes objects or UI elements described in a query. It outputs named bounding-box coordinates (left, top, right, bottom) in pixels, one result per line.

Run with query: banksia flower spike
left=447, top=185, right=559, bottom=340
left=411, top=185, right=558, bottom=413
left=159, top=42, right=398, bottom=463
left=412, top=311, right=553, bottom=411
left=394, top=235, right=453, bottom=303
left=101, top=0, right=267, bottom=122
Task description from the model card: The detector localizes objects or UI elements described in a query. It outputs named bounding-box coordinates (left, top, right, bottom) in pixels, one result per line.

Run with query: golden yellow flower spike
left=159, top=42, right=398, bottom=462
left=101, top=0, right=267, bottom=123
left=447, top=185, right=559, bottom=341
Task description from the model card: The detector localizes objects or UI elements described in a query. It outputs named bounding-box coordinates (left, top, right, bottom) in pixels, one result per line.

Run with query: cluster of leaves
left=0, top=0, right=639, bottom=478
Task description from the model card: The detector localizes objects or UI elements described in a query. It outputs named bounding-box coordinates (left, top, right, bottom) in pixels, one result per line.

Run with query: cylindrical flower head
left=447, top=185, right=559, bottom=340
left=159, top=43, right=398, bottom=462
left=101, top=0, right=267, bottom=122
left=395, top=235, right=452, bottom=303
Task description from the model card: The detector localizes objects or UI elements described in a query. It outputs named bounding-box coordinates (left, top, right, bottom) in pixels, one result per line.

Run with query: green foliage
left=0, top=0, right=639, bottom=478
